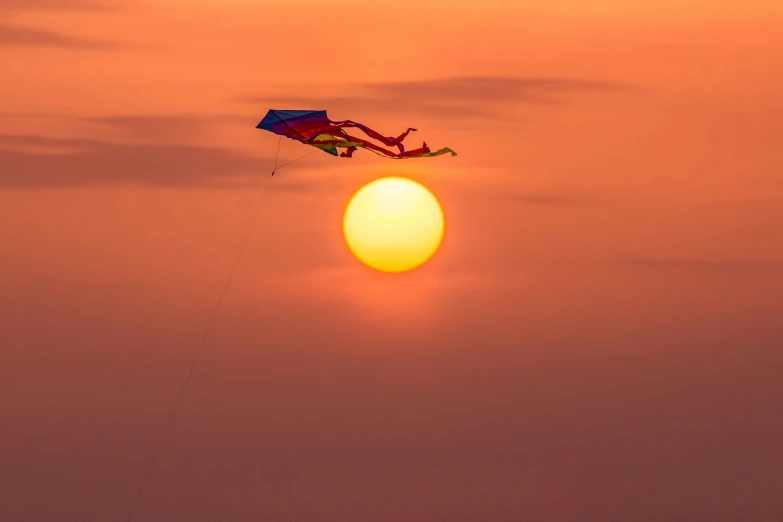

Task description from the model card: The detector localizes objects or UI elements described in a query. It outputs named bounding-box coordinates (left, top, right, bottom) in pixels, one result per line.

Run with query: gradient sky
left=1, top=1, right=781, bottom=521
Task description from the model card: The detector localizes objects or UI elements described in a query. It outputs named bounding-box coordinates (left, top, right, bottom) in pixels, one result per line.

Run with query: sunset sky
left=1, top=0, right=781, bottom=520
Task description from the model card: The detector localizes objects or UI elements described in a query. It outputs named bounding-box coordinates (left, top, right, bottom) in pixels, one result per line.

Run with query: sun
left=343, top=177, right=445, bottom=273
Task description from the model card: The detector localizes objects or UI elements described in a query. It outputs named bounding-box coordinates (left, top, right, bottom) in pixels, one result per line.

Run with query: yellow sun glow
left=343, top=177, right=445, bottom=273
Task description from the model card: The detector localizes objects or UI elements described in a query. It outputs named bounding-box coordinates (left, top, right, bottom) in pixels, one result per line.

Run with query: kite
left=256, top=109, right=457, bottom=162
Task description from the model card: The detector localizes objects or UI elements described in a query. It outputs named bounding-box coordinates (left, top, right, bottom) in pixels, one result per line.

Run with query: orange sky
left=1, top=1, right=781, bottom=521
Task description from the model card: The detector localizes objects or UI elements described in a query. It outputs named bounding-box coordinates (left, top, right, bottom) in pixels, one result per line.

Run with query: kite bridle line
left=271, top=135, right=281, bottom=175
left=124, top=146, right=278, bottom=522
left=273, top=149, right=318, bottom=171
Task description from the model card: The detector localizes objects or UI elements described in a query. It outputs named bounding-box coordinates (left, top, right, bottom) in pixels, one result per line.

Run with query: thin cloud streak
left=367, top=76, right=630, bottom=101
left=502, top=193, right=589, bottom=206
left=90, top=115, right=248, bottom=142
left=0, top=134, right=263, bottom=187
left=244, top=76, right=632, bottom=122
left=0, top=25, right=114, bottom=48
left=0, top=133, right=339, bottom=189
left=0, top=0, right=114, bottom=13
left=627, top=258, right=783, bottom=274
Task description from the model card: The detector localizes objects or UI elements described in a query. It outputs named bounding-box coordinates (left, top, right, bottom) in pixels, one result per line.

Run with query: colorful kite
left=256, top=109, right=457, bottom=160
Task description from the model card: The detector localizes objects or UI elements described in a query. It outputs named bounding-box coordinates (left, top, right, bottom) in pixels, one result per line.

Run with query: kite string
left=124, top=144, right=280, bottom=522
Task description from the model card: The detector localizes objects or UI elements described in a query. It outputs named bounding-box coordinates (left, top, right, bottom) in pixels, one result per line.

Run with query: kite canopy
left=256, top=109, right=456, bottom=159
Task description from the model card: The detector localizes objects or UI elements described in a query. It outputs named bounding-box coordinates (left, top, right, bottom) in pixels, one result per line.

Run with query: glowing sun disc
left=343, top=177, right=445, bottom=273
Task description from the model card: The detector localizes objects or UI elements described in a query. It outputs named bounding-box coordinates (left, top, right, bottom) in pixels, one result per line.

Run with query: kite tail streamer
left=340, top=146, right=358, bottom=158
left=332, top=119, right=417, bottom=148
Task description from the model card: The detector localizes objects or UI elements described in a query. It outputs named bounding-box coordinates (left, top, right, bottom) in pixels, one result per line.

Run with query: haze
left=0, top=0, right=781, bottom=521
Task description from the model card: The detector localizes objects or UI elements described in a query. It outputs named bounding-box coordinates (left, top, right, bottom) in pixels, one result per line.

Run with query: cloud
left=0, top=132, right=339, bottom=189
left=0, top=24, right=112, bottom=48
left=90, top=115, right=247, bottom=142
left=0, top=134, right=268, bottom=187
left=0, top=0, right=113, bottom=13
left=627, top=258, right=783, bottom=274
left=0, top=0, right=125, bottom=48
left=266, top=174, right=345, bottom=193
left=244, top=76, right=630, bottom=122
left=0, top=113, right=251, bottom=139
left=368, top=76, right=628, bottom=102
left=502, top=193, right=587, bottom=206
